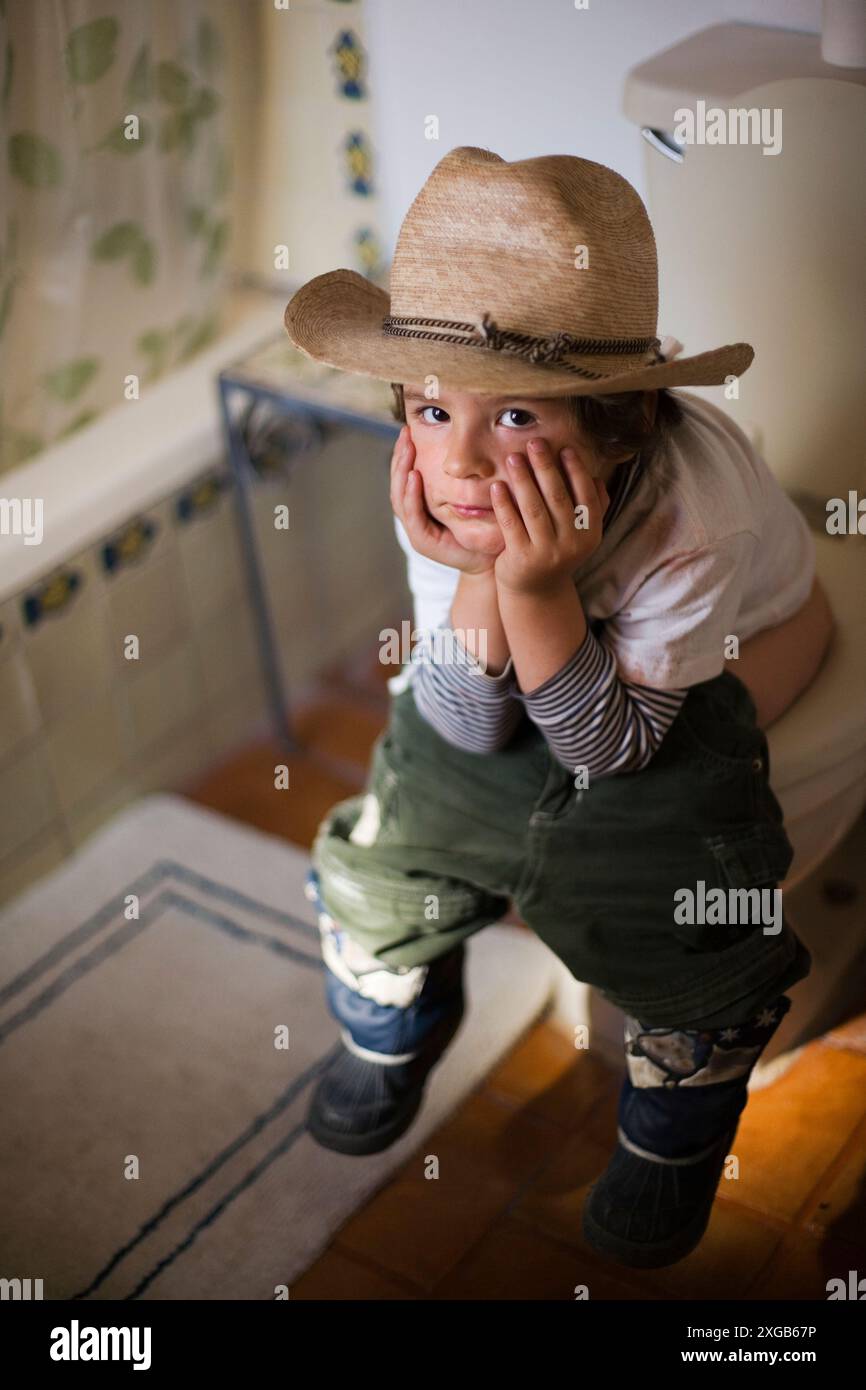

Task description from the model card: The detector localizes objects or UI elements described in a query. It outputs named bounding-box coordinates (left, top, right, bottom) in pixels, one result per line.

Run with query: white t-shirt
left=393, top=390, right=814, bottom=691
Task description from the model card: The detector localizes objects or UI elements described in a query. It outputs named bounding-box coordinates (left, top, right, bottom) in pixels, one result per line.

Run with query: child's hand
left=389, top=425, right=500, bottom=576
left=491, top=438, right=609, bottom=597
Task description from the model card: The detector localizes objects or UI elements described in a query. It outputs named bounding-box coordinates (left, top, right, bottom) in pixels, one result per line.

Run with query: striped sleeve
left=408, top=626, right=525, bottom=754
left=515, top=624, right=688, bottom=777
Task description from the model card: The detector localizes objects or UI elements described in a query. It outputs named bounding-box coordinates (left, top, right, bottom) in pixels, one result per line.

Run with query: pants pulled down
left=309, top=667, right=810, bottom=1066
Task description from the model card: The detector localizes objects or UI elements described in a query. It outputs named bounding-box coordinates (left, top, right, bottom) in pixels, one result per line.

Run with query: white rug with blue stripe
left=0, top=794, right=557, bottom=1299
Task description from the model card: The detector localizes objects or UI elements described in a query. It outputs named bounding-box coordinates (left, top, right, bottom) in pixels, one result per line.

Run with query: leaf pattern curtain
left=0, top=0, right=233, bottom=476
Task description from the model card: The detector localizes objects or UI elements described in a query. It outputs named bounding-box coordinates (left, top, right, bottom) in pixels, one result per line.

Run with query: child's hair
left=389, top=383, right=684, bottom=466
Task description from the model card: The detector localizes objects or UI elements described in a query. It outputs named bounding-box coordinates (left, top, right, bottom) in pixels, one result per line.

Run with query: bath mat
left=0, top=794, right=556, bottom=1300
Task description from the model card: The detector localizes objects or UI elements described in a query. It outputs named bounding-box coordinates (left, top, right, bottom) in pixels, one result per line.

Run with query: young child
left=284, top=147, right=832, bottom=1270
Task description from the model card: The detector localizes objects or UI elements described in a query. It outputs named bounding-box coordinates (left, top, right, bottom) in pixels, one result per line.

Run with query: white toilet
left=552, top=44, right=866, bottom=1077
left=770, top=532, right=866, bottom=891
left=553, top=512, right=866, bottom=1082
left=748, top=529, right=866, bottom=1077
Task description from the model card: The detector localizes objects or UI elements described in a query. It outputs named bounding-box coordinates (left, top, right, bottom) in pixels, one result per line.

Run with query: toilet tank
left=623, top=24, right=866, bottom=507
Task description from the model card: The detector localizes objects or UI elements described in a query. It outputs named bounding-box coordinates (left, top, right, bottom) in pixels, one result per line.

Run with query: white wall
left=363, top=0, right=821, bottom=249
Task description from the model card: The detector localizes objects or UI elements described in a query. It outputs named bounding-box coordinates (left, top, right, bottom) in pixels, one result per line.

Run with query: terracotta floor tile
left=190, top=745, right=358, bottom=849
left=510, top=1129, right=783, bottom=1298
left=332, top=1097, right=562, bottom=1295
left=640, top=1204, right=785, bottom=1301
left=723, top=1043, right=866, bottom=1224
left=290, top=1246, right=421, bottom=1300
left=508, top=1129, right=613, bottom=1242
left=484, top=1021, right=618, bottom=1132
left=745, top=1228, right=866, bottom=1301
left=289, top=692, right=386, bottom=770
left=422, top=1088, right=565, bottom=1184
left=332, top=1159, right=518, bottom=1292
left=434, top=1213, right=651, bottom=1301
left=483, top=1021, right=574, bottom=1097
left=799, top=1114, right=866, bottom=1253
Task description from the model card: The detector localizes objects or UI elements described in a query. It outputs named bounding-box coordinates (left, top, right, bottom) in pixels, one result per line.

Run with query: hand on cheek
left=490, top=437, right=609, bottom=596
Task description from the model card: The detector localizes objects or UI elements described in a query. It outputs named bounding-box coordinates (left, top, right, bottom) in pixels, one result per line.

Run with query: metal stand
left=216, top=337, right=398, bottom=753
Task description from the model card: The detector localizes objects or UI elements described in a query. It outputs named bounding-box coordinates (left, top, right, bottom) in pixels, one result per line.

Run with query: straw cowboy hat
left=283, top=145, right=754, bottom=396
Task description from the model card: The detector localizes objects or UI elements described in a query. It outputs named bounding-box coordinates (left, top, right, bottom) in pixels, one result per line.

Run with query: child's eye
left=410, top=405, right=537, bottom=428
left=413, top=405, right=449, bottom=424
left=498, top=408, right=536, bottom=429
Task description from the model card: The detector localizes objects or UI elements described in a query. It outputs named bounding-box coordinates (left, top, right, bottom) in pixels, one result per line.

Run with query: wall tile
left=195, top=598, right=261, bottom=705
left=0, top=599, right=41, bottom=764
left=64, top=777, right=139, bottom=852
left=0, top=827, right=70, bottom=909
left=207, top=671, right=271, bottom=764
left=120, top=641, right=206, bottom=758
left=176, top=480, right=246, bottom=622
left=103, top=501, right=188, bottom=670
left=21, top=549, right=113, bottom=722
left=45, top=685, right=127, bottom=817
left=1, top=411, right=405, bottom=907
left=132, top=720, right=215, bottom=797
left=0, top=739, right=62, bottom=861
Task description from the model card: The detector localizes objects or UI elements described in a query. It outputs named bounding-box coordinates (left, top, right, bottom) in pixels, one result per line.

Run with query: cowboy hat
left=283, top=145, right=754, bottom=396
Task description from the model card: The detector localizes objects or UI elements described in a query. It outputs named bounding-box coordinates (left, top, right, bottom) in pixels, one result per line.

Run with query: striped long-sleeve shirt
left=406, top=453, right=689, bottom=777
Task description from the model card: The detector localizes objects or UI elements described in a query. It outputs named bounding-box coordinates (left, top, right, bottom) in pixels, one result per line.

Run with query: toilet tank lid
left=622, top=22, right=866, bottom=131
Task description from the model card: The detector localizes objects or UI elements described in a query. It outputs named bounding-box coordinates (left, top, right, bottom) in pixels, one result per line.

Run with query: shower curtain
left=0, top=0, right=233, bottom=477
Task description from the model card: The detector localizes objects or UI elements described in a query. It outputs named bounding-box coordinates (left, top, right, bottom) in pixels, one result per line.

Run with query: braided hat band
left=381, top=313, right=663, bottom=380
left=284, top=146, right=754, bottom=397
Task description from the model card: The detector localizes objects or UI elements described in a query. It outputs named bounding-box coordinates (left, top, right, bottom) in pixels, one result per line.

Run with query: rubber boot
left=304, top=867, right=466, bottom=1156
left=582, top=993, right=792, bottom=1268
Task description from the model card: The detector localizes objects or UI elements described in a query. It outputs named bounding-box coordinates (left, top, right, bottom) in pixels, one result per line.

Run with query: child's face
left=401, top=385, right=627, bottom=556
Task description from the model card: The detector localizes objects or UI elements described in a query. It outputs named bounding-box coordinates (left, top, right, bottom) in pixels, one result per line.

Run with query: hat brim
left=284, top=269, right=753, bottom=397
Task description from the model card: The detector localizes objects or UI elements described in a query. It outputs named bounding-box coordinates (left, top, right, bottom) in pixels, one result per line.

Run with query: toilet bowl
left=550, top=526, right=866, bottom=1079
left=769, top=530, right=866, bottom=890
left=744, top=527, right=866, bottom=1079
